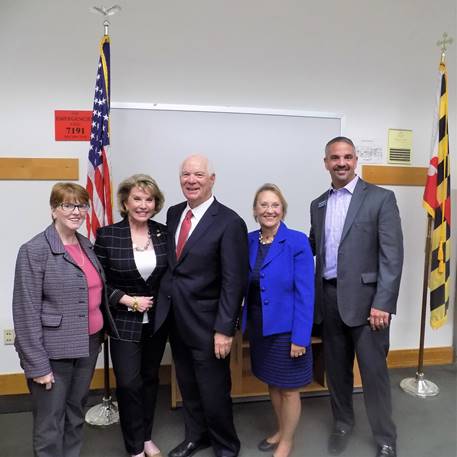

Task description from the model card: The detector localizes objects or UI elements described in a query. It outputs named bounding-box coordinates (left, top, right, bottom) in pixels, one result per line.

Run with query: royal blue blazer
left=243, top=221, right=315, bottom=347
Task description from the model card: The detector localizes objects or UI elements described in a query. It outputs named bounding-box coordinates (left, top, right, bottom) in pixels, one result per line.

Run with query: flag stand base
left=85, top=396, right=119, bottom=426
left=400, top=372, right=439, bottom=398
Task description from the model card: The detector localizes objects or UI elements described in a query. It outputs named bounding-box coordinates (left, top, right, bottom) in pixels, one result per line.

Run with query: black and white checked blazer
left=94, top=218, right=168, bottom=342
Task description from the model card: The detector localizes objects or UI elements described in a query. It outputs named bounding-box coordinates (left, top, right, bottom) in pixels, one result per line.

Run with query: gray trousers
left=322, top=281, right=396, bottom=447
left=27, top=332, right=102, bottom=457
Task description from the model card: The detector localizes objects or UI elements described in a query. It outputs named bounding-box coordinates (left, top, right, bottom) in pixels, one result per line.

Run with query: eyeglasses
left=258, top=203, right=281, bottom=210
left=59, top=203, right=90, bottom=213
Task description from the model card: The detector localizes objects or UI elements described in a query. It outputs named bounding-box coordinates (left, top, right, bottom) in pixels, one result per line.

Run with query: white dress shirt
left=175, top=195, right=215, bottom=246
left=132, top=249, right=157, bottom=323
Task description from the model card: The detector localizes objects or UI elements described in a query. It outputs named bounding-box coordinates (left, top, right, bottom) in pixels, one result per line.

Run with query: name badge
left=318, top=200, right=327, bottom=208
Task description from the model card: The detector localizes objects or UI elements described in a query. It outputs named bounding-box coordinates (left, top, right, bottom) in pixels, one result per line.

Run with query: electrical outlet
left=3, top=329, right=15, bottom=345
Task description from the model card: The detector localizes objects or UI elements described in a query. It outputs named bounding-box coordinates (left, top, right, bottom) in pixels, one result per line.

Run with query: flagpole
left=400, top=215, right=439, bottom=397
left=400, top=32, right=453, bottom=398
left=417, top=216, right=433, bottom=376
left=85, top=4, right=121, bottom=427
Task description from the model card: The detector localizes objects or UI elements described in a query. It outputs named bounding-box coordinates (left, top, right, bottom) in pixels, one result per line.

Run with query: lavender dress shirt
left=323, top=175, right=359, bottom=279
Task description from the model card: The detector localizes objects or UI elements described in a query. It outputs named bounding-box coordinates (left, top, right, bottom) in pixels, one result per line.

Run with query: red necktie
left=176, top=209, right=193, bottom=259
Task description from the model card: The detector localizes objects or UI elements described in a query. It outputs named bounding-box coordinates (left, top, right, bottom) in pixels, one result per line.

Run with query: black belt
left=323, top=277, right=337, bottom=286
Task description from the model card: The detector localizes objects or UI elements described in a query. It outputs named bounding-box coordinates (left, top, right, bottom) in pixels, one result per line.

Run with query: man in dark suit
left=309, top=137, right=403, bottom=457
left=155, top=154, right=249, bottom=457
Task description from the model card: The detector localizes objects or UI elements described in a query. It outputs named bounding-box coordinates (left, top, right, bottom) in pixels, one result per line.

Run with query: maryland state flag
left=423, top=60, right=451, bottom=329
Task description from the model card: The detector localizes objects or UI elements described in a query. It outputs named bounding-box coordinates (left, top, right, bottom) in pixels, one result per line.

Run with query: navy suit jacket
left=155, top=198, right=249, bottom=353
left=243, top=221, right=315, bottom=347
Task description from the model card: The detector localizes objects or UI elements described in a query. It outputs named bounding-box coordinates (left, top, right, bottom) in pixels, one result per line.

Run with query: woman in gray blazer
left=12, top=182, right=117, bottom=457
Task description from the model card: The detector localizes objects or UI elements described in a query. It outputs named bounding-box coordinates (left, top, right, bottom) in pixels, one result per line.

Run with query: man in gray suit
left=309, top=137, right=403, bottom=457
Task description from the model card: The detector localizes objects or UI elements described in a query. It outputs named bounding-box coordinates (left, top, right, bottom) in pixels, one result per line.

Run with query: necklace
left=133, top=231, right=152, bottom=252
left=259, top=230, right=275, bottom=245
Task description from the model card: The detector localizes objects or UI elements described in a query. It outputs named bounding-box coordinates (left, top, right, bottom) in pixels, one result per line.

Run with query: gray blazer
left=309, top=178, right=404, bottom=327
left=13, top=224, right=118, bottom=379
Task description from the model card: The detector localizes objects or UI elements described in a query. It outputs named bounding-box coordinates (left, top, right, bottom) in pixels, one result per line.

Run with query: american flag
left=86, top=35, right=113, bottom=241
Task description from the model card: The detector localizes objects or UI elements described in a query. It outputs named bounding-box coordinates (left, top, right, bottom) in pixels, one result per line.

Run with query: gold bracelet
left=131, top=298, right=139, bottom=312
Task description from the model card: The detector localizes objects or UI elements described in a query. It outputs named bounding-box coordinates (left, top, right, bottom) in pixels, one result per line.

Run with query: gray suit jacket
left=13, top=224, right=118, bottom=379
left=309, top=178, right=404, bottom=327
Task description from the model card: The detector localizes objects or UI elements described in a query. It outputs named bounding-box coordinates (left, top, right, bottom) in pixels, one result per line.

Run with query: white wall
left=0, top=0, right=455, bottom=374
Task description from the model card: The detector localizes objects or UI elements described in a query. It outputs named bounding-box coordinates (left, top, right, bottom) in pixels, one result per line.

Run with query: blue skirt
left=247, top=301, right=313, bottom=389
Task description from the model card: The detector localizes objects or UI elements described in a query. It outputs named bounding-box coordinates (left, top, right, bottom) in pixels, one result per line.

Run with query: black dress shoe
left=328, top=429, right=351, bottom=455
left=376, top=444, right=396, bottom=457
left=168, top=440, right=211, bottom=457
left=257, top=438, right=279, bottom=452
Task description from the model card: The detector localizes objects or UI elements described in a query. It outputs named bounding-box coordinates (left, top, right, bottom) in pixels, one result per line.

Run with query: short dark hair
left=117, top=174, right=165, bottom=218
left=325, top=136, right=355, bottom=155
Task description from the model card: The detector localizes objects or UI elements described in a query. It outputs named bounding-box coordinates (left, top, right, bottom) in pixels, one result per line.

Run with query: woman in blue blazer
left=244, top=183, right=314, bottom=457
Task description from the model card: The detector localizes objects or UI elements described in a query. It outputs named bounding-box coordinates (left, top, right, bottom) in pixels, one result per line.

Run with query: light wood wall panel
left=0, top=158, right=78, bottom=180
left=362, top=165, right=427, bottom=186
left=0, top=347, right=452, bottom=396
left=0, top=366, right=171, bottom=396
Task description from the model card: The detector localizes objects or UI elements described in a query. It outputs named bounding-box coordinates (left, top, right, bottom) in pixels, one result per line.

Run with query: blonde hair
left=252, top=183, right=288, bottom=221
left=117, top=174, right=165, bottom=218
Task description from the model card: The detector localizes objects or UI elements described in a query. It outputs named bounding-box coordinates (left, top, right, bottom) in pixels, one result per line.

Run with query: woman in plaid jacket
left=94, top=174, right=168, bottom=457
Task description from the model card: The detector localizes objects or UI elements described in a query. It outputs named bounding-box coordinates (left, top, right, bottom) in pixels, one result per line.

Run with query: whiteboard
left=110, top=103, right=342, bottom=233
